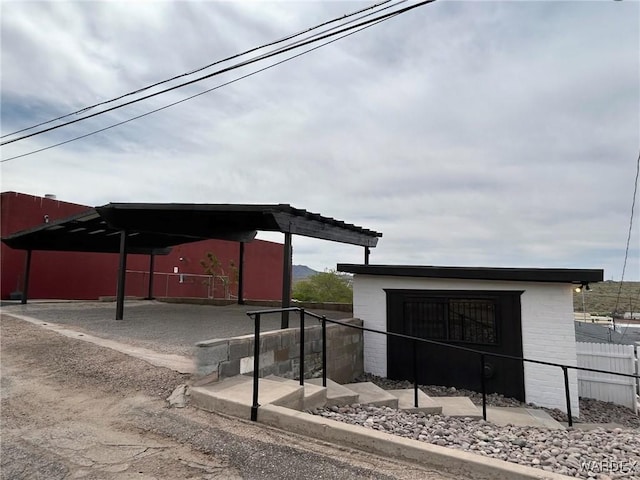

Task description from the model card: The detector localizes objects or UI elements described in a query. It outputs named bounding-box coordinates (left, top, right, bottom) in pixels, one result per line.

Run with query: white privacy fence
left=576, top=342, right=639, bottom=413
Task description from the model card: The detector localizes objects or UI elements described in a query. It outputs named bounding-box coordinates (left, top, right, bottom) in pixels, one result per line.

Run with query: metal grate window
left=448, top=299, right=497, bottom=344
left=403, top=297, right=497, bottom=345
left=404, top=301, right=446, bottom=339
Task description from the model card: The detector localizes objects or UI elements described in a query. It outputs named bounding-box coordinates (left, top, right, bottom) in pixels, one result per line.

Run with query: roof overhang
left=96, top=203, right=381, bottom=247
left=1, top=209, right=176, bottom=254
left=2, top=203, right=382, bottom=254
left=337, top=264, right=604, bottom=284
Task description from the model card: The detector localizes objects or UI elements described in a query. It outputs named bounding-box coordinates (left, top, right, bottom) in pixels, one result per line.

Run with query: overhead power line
left=0, top=0, right=393, bottom=139
left=2, top=0, right=429, bottom=147
left=1, top=5, right=425, bottom=163
left=616, top=149, right=640, bottom=341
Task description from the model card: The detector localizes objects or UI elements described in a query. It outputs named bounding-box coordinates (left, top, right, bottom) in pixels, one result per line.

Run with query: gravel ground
left=1, top=314, right=465, bottom=480
left=356, top=373, right=640, bottom=429
left=305, top=374, right=640, bottom=479
left=311, top=405, right=640, bottom=479
left=1, top=301, right=351, bottom=356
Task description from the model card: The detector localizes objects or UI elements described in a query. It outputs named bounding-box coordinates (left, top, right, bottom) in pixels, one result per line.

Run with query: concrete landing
left=388, top=389, right=442, bottom=414
left=486, top=407, right=565, bottom=430
left=343, top=382, right=399, bottom=408
left=435, top=397, right=482, bottom=418
left=190, top=375, right=303, bottom=418
left=308, top=378, right=358, bottom=407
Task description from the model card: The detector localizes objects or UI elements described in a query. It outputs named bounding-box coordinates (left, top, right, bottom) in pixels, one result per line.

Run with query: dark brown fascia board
left=336, top=264, right=604, bottom=284
left=271, top=212, right=380, bottom=247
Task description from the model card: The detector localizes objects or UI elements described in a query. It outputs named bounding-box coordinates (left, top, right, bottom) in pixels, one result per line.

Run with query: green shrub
left=292, top=270, right=352, bottom=303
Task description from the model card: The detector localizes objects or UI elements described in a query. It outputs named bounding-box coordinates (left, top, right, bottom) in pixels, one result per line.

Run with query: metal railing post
left=563, top=366, right=573, bottom=427
left=251, top=313, right=261, bottom=421
left=480, top=354, right=487, bottom=421
left=299, top=309, right=305, bottom=386
left=322, top=315, right=327, bottom=387
left=412, top=339, right=418, bottom=408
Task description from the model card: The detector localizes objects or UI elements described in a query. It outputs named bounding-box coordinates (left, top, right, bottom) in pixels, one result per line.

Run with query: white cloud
left=1, top=1, right=638, bottom=281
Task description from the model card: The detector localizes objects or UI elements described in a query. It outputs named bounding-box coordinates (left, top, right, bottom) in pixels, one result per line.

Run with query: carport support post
left=281, top=232, right=292, bottom=329
left=116, top=230, right=128, bottom=320
left=364, top=246, right=370, bottom=265
left=237, top=242, right=245, bottom=305
left=146, top=253, right=155, bottom=300
left=21, top=249, right=32, bottom=305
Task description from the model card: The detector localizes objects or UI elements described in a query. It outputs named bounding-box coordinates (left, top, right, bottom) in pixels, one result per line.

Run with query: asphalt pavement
left=0, top=300, right=353, bottom=356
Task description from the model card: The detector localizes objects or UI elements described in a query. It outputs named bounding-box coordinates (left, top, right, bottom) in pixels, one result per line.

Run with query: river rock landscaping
left=309, top=375, right=640, bottom=479
left=356, top=373, right=640, bottom=429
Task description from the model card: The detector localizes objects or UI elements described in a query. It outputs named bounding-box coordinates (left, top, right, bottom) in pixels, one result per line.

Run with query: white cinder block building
left=337, top=264, right=604, bottom=415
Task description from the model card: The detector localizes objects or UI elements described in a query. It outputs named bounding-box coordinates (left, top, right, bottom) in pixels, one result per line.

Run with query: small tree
left=200, top=252, right=237, bottom=299
left=292, top=270, right=353, bottom=303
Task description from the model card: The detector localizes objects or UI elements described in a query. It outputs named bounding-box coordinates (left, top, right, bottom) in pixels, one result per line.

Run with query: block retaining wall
left=195, top=318, right=363, bottom=384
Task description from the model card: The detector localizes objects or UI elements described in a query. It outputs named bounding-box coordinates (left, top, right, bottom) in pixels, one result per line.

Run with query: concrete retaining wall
left=195, top=318, right=363, bottom=384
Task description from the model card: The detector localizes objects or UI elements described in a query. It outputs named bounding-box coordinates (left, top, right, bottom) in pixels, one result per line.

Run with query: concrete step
left=307, top=378, right=358, bottom=407
left=433, top=396, right=482, bottom=418
left=343, top=382, right=399, bottom=408
left=486, top=406, right=565, bottom=430
left=265, top=375, right=327, bottom=410
left=387, top=389, right=442, bottom=414
left=189, top=375, right=303, bottom=418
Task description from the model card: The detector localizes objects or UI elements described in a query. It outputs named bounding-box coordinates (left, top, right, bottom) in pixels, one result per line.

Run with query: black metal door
left=386, top=289, right=525, bottom=400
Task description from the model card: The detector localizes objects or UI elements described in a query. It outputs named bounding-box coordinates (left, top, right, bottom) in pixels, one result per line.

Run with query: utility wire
left=251, top=1, right=407, bottom=63
left=0, top=0, right=393, bottom=139
left=615, top=149, right=640, bottom=342
left=1, top=10, right=410, bottom=163
left=2, top=0, right=428, bottom=147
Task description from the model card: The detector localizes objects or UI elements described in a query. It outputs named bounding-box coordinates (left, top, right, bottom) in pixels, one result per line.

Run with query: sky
left=1, top=1, right=639, bottom=281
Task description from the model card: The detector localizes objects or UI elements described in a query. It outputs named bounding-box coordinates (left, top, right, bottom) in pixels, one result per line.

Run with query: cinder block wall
left=196, top=318, right=363, bottom=385
left=353, top=275, right=579, bottom=415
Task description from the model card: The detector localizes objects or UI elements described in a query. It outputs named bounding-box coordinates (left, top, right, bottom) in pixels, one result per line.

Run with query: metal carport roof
left=3, top=209, right=183, bottom=254
left=3, top=203, right=382, bottom=321
left=95, top=203, right=381, bottom=247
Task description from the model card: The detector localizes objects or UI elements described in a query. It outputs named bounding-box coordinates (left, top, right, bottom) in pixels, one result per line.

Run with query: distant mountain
left=293, top=265, right=319, bottom=282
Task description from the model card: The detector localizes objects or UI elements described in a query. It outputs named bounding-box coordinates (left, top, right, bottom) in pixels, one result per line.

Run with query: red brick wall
left=1, top=192, right=283, bottom=301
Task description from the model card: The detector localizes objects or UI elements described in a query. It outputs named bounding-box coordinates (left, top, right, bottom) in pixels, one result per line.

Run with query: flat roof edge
left=337, top=264, right=604, bottom=284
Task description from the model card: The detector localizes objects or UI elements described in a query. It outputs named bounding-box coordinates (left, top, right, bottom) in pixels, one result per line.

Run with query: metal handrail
left=246, top=307, right=640, bottom=425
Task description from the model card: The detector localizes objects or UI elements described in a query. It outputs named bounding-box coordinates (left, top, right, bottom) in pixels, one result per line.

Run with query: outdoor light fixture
left=575, top=282, right=591, bottom=322
left=574, top=282, right=591, bottom=293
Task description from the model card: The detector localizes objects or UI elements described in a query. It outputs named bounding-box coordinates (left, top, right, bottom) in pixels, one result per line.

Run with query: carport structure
left=2, top=203, right=381, bottom=324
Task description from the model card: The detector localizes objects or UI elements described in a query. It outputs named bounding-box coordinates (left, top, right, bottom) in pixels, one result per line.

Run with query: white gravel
left=311, top=404, right=640, bottom=479
left=356, top=373, right=640, bottom=429
left=309, top=374, right=640, bottom=479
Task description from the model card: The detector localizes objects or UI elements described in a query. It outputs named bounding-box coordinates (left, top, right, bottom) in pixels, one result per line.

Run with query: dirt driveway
left=1, top=314, right=466, bottom=480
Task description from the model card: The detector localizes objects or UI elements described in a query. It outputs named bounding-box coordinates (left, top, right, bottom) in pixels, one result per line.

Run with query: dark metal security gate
left=386, top=289, right=525, bottom=400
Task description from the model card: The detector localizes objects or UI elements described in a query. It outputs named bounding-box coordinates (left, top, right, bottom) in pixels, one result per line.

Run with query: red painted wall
left=1, top=192, right=283, bottom=301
